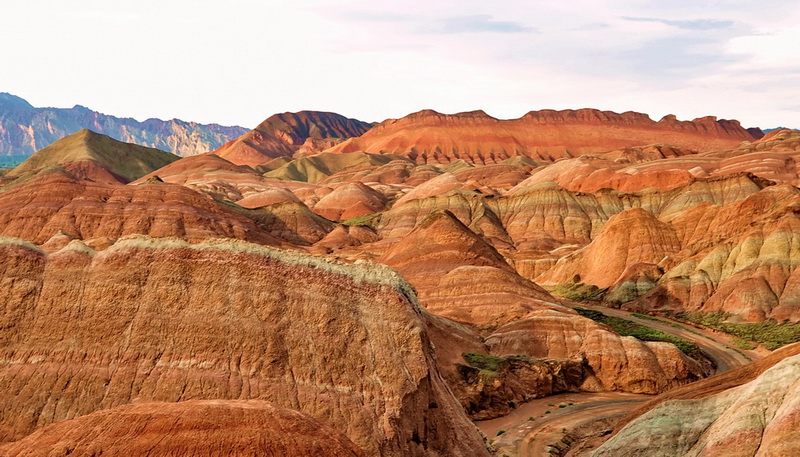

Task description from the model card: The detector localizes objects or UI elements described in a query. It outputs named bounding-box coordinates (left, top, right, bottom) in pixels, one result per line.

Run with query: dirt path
left=480, top=303, right=767, bottom=456
left=577, top=303, right=762, bottom=373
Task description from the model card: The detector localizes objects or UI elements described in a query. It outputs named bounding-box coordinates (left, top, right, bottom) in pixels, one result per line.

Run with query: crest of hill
left=8, top=129, right=178, bottom=183
left=327, top=108, right=763, bottom=164
left=214, top=111, right=373, bottom=167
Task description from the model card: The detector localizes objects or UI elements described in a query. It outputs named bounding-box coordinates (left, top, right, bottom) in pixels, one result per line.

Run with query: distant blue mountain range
left=0, top=93, right=248, bottom=157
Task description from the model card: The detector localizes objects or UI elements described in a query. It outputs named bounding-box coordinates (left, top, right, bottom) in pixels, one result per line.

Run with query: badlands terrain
left=1, top=105, right=799, bottom=456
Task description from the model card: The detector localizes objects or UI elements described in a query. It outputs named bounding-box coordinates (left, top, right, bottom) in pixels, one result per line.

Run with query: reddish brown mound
left=137, top=153, right=257, bottom=182
left=328, top=109, right=760, bottom=164
left=0, top=400, right=365, bottom=457
left=0, top=237, right=488, bottom=456
left=538, top=208, right=681, bottom=288
left=0, top=169, right=278, bottom=245
left=133, top=153, right=319, bottom=203
left=312, top=182, right=387, bottom=221
left=381, top=210, right=514, bottom=293
left=214, top=111, right=372, bottom=166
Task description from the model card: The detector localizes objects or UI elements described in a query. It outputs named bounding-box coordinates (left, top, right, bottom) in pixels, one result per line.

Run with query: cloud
left=425, top=14, right=536, bottom=34
left=622, top=16, right=733, bottom=30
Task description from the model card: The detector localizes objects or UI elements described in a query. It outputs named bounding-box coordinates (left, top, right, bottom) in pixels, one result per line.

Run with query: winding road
left=478, top=304, right=765, bottom=457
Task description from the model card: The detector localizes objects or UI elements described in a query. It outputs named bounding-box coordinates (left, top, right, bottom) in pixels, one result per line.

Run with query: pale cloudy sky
left=1, top=0, right=798, bottom=129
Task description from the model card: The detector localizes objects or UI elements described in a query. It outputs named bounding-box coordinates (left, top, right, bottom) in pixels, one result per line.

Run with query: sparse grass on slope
left=677, top=311, right=800, bottom=350
left=341, top=213, right=380, bottom=227
left=575, top=308, right=700, bottom=357
left=9, top=130, right=178, bottom=182
left=548, top=283, right=607, bottom=302
left=461, top=353, right=532, bottom=380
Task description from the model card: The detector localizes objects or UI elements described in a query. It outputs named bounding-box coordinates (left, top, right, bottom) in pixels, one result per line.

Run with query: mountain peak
left=0, top=92, right=34, bottom=111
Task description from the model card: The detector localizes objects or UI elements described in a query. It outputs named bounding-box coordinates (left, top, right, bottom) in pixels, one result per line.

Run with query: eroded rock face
left=593, top=344, right=800, bottom=457
left=538, top=208, right=681, bottom=288
left=629, top=184, right=800, bottom=322
left=0, top=400, right=365, bottom=457
left=486, top=310, right=705, bottom=394
left=0, top=237, right=489, bottom=457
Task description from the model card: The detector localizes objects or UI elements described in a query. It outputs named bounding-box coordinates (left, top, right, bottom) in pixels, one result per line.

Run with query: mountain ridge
left=0, top=92, right=248, bottom=157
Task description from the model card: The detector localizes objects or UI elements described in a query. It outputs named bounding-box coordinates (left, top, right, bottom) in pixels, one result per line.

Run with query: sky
left=1, top=0, right=799, bottom=129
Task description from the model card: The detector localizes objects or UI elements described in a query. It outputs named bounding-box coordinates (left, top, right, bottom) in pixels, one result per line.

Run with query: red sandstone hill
left=326, top=109, right=762, bottom=164
left=214, top=111, right=372, bottom=166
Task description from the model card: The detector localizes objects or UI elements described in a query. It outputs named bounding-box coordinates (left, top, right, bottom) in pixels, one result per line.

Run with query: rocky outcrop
left=629, top=184, right=800, bottom=322
left=0, top=92, right=247, bottom=157
left=327, top=109, right=761, bottom=164
left=592, top=343, right=800, bottom=456
left=377, top=211, right=704, bottom=397
left=0, top=236, right=489, bottom=456
left=0, top=400, right=365, bottom=457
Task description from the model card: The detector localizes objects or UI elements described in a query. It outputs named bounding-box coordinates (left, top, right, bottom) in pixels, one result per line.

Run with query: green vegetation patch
left=461, top=353, right=532, bottom=379
left=676, top=311, right=800, bottom=350
left=575, top=308, right=700, bottom=357
left=341, top=212, right=380, bottom=226
left=548, top=283, right=607, bottom=302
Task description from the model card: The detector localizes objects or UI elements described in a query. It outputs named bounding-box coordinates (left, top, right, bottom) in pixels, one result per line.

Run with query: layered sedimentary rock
left=538, top=208, right=681, bottom=288
left=486, top=310, right=705, bottom=394
left=0, top=169, right=278, bottom=245
left=328, top=109, right=761, bottom=165
left=0, top=237, right=489, bottom=456
left=593, top=343, right=800, bottom=456
left=264, top=151, right=406, bottom=183
left=629, top=184, right=800, bottom=322
left=377, top=211, right=705, bottom=397
left=0, top=93, right=248, bottom=158
left=7, top=129, right=179, bottom=184
left=513, top=130, right=800, bottom=193
left=134, top=153, right=319, bottom=202
left=214, top=112, right=372, bottom=166
left=0, top=400, right=365, bottom=457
